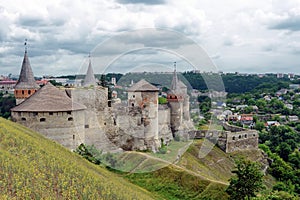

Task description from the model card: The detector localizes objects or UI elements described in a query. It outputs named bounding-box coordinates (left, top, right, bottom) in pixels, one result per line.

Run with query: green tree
left=255, top=121, right=265, bottom=132
left=226, top=158, right=264, bottom=200
left=295, top=124, right=300, bottom=132
left=255, top=99, right=267, bottom=109
left=289, top=150, right=300, bottom=169
left=74, top=144, right=103, bottom=165
left=158, top=97, right=168, bottom=104
left=276, top=142, right=292, bottom=161
left=100, top=74, right=107, bottom=87
left=49, top=80, right=62, bottom=86
left=243, top=106, right=254, bottom=114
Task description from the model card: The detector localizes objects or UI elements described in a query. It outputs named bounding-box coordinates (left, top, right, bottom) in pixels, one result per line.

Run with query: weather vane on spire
left=24, top=39, right=28, bottom=53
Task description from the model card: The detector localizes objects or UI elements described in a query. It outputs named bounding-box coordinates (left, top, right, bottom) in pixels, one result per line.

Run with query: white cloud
left=0, top=0, right=300, bottom=76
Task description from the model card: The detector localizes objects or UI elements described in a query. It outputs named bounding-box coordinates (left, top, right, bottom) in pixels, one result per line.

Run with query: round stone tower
left=167, top=66, right=184, bottom=134
left=11, top=82, right=87, bottom=150
left=178, top=81, right=190, bottom=121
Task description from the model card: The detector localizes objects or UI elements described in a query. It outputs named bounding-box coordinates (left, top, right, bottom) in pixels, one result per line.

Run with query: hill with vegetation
left=0, top=117, right=155, bottom=199
left=76, top=139, right=275, bottom=200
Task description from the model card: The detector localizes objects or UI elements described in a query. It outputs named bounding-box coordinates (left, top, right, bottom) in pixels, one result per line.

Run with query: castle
left=11, top=49, right=193, bottom=152
left=11, top=49, right=258, bottom=153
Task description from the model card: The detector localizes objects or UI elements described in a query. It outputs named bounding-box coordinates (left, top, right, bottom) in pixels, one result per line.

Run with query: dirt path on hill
left=126, top=151, right=229, bottom=185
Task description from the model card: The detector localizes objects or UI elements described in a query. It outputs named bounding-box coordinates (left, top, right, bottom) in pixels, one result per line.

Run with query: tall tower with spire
left=167, top=62, right=184, bottom=134
left=83, top=54, right=97, bottom=87
left=14, top=40, right=40, bottom=105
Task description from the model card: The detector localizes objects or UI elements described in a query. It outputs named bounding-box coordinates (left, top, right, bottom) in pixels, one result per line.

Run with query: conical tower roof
left=15, top=50, right=40, bottom=90
left=171, top=68, right=179, bottom=91
left=11, top=82, right=86, bottom=112
left=83, top=58, right=97, bottom=87
left=170, top=63, right=183, bottom=94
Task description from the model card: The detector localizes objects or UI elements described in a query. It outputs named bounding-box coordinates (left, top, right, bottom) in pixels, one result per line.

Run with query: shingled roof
left=83, top=58, right=97, bottom=87
left=127, top=79, right=159, bottom=92
left=11, top=83, right=86, bottom=112
left=15, top=51, right=40, bottom=90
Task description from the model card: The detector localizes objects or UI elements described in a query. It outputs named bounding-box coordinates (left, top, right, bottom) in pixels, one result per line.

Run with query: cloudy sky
left=1, top=0, right=300, bottom=76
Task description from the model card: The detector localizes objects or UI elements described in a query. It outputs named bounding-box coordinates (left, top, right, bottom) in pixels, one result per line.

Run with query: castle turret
left=167, top=63, right=184, bottom=134
left=83, top=55, right=97, bottom=87
left=14, top=47, right=40, bottom=105
left=11, top=82, right=87, bottom=150
left=127, top=79, right=160, bottom=150
left=178, top=80, right=190, bottom=121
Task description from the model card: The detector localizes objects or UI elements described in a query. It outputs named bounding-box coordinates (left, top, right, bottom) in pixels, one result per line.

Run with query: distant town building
left=277, top=73, right=284, bottom=78
left=288, top=115, right=299, bottom=122
left=111, top=77, right=116, bottom=86
left=288, top=73, right=295, bottom=79
left=290, top=84, right=300, bottom=90
left=276, top=89, right=288, bottom=96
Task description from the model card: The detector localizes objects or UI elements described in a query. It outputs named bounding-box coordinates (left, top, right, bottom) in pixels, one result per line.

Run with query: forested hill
left=182, top=72, right=293, bottom=93
left=102, top=72, right=294, bottom=94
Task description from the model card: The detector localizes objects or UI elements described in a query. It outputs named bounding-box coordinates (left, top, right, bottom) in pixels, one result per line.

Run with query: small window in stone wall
left=253, top=134, right=256, bottom=137
left=85, top=124, right=89, bottom=128
left=245, top=134, right=247, bottom=138
left=67, top=111, right=72, bottom=115
left=232, top=136, right=235, bottom=140
left=133, top=95, right=135, bottom=98
left=40, top=118, right=46, bottom=122
left=239, top=135, right=241, bottom=139
left=49, top=112, right=53, bottom=115
left=21, top=117, right=26, bottom=121
left=132, top=103, right=134, bottom=107
left=22, top=90, right=24, bottom=95
left=68, top=117, right=73, bottom=121
left=33, top=112, right=38, bottom=116
left=73, top=135, right=75, bottom=140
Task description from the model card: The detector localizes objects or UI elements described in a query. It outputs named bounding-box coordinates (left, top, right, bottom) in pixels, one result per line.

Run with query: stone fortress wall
left=189, top=122, right=258, bottom=153
left=218, top=122, right=258, bottom=153
left=11, top=110, right=85, bottom=150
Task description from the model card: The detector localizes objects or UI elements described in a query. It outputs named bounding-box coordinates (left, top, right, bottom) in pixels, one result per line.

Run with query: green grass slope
left=124, top=165, right=229, bottom=200
left=106, top=149, right=230, bottom=199
left=178, top=140, right=276, bottom=188
left=0, top=117, right=155, bottom=199
left=112, top=140, right=273, bottom=200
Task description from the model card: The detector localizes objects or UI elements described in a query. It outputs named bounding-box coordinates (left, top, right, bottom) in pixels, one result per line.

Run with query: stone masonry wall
left=158, top=105, right=173, bottom=144
left=11, top=110, right=85, bottom=150
left=219, top=130, right=258, bottom=153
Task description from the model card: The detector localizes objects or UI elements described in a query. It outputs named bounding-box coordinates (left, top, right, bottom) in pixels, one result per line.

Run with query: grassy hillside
left=108, top=140, right=274, bottom=200
left=103, top=145, right=230, bottom=200
left=123, top=165, right=229, bottom=200
left=0, top=117, right=155, bottom=199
